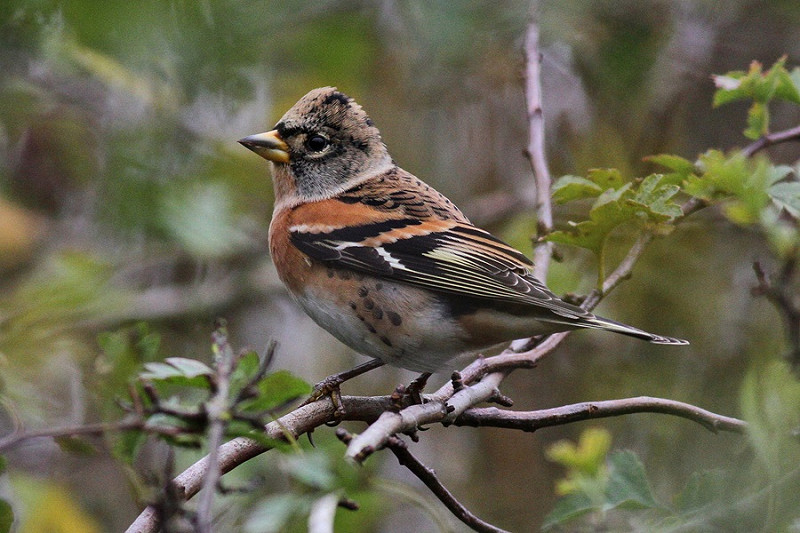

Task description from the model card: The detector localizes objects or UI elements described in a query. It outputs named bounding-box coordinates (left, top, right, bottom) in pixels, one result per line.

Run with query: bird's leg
left=405, top=372, right=432, bottom=405
left=301, top=358, right=386, bottom=417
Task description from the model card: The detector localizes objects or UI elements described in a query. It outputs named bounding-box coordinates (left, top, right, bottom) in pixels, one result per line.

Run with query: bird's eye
left=305, top=134, right=329, bottom=152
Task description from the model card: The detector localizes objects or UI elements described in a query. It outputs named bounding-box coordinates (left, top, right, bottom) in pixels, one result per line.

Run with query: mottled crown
left=271, top=87, right=393, bottom=203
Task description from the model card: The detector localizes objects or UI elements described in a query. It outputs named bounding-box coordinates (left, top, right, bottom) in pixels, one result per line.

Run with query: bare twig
left=455, top=396, right=748, bottom=435
left=0, top=418, right=144, bottom=453
left=752, top=258, right=800, bottom=370
left=741, top=124, right=800, bottom=157
left=386, top=436, right=510, bottom=533
left=524, top=11, right=554, bottom=283
left=195, top=322, right=236, bottom=533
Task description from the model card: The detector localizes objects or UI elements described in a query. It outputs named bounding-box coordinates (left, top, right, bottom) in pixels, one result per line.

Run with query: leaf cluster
left=712, top=57, right=800, bottom=139
left=547, top=169, right=683, bottom=285
left=111, top=326, right=310, bottom=457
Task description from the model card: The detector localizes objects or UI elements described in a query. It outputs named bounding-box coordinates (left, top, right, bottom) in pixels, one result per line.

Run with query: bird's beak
left=238, top=130, right=290, bottom=163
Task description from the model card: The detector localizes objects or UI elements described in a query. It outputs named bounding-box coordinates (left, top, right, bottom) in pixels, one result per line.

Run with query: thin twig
left=0, top=418, right=144, bottom=453
left=752, top=258, right=800, bottom=370
left=195, top=322, right=237, bottom=533
left=386, top=436, right=510, bottom=533
left=741, top=124, right=800, bottom=157
left=455, top=396, right=748, bottom=435
left=524, top=10, right=554, bottom=282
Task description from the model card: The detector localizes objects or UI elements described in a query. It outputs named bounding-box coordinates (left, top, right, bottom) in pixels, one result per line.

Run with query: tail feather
left=581, top=315, right=689, bottom=345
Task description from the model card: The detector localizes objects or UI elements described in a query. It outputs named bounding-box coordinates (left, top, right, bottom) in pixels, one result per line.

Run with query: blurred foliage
left=0, top=0, right=800, bottom=531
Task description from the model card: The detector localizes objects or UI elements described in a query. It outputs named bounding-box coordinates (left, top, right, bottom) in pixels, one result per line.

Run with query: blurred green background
left=1, top=1, right=800, bottom=531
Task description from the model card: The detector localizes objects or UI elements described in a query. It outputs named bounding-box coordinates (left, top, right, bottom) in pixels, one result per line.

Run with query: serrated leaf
left=552, top=175, right=604, bottom=203
left=604, top=450, right=660, bottom=510
left=238, top=370, right=311, bottom=413
left=541, top=492, right=595, bottom=531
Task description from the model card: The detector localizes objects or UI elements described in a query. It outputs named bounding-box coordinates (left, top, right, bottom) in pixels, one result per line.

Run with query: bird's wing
left=289, top=216, right=591, bottom=321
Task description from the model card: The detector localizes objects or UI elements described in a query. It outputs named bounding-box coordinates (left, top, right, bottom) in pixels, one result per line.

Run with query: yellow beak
left=238, top=130, right=290, bottom=163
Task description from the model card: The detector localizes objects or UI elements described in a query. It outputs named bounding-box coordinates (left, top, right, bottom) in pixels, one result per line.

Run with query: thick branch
left=455, top=396, right=748, bottom=435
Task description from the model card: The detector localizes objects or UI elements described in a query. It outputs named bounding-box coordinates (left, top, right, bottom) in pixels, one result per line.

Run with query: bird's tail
left=580, top=315, right=689, bottom=345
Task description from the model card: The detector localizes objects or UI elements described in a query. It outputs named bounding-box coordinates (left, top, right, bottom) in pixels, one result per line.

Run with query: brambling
left=239, top=87, right=687, bottom=374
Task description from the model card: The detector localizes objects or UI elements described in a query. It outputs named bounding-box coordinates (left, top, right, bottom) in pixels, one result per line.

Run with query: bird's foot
left=300, top=359, right=386, bottom=418
left=405, top=372, right=432, bottom=405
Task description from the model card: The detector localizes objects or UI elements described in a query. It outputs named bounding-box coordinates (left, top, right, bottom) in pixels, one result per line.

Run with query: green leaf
left=238, top=370, right=311, bottom=413
left=745, top=101, right=768, bottom=139
left=0, top=499, right=12, bottom=533
left=774, top=67, right=800, bottom=104
left=140, top=357, right=213, bottom=387
left=112, top=429, right=148, bottom=465
left=712, top=58, right=800, bottom=139
left=542, top=492, right=595, bottom=530
left=644, top=153, right=696, bottom=179
left=552, top=175, right=604, bottom=203
left=769, top=181, right=800, bottom=218
left=588, top=168, right=626, bottom=190
left=712, top=73, right=747, bottom=106
left=604, top=450, right=660, bottom=510
left=688, top=150, right=793, bottom=225
left=229, top=350, right=262, bottom=396
left=548, top=173, right=681, bottom=259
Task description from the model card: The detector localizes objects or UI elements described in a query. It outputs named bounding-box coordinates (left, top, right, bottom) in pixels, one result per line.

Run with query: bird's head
left=240, top=87, right=393, bottom=206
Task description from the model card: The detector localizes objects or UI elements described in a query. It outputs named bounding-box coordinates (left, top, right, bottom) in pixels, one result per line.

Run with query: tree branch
left=0, top=418, right=144, bottom=453
left=523, top=10, right=554, bottom=282
left=741, top=123, right=800, bottom=157
left=195, top=323, right=236, bottom=533
left=124, top=395, right=394, bottom=533
left=455, top=396, right=748, bottom=435
left=385, top=436, right=510, bottom=533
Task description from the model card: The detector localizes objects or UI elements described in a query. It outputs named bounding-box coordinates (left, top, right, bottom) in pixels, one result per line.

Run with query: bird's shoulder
left=335, top=166, right=471, bottom=223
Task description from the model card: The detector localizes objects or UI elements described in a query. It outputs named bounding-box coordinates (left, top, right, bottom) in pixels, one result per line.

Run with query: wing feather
left=289, top=218, right=591, bottom=318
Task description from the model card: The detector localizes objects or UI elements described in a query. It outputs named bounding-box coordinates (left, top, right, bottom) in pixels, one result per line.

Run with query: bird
left=239, top=87, right=687, bottom=376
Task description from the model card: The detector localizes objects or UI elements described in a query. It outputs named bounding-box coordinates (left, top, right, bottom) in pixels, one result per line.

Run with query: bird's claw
left=301, top=375, right=346, bottom=418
